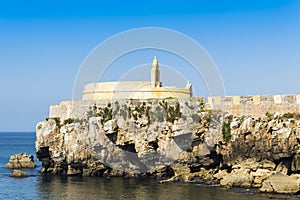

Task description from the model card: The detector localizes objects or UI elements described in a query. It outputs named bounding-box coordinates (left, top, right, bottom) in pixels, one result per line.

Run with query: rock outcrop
left=36, top=99, right=213, bottom=176
left=9, top=170, right=28, bottom=178
left=217, top=114, right=300, bottom=193
left=6, top=153, right=36, bottom=169
left=260, top=173, right=300, bottom=194
left=36, top=99, right=300, bottom=194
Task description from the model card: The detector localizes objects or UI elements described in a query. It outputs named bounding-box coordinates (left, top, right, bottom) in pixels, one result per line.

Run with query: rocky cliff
left=36, top=98, right=300, bottom=193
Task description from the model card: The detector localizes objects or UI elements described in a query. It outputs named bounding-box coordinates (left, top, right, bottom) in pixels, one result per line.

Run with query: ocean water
left=0, top=132, right=299, bottom=200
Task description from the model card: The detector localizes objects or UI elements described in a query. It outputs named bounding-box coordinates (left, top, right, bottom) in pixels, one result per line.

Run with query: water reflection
left=35, top=175, right=300, bottom=200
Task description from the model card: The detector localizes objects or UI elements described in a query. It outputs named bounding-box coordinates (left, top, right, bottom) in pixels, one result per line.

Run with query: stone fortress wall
left=207, top=94, right=300, bottom=118
left=82, top=81, right=191, bottom=100
left=49, top=94, right=300, bottom=122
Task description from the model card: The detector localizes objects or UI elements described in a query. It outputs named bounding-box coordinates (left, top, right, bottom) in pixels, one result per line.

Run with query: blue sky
left=0, top=0, right=299, bottom=131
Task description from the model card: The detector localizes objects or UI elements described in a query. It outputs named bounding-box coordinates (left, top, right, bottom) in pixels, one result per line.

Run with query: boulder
left=260, top=173, right=300, bottom=194
left=171, top=163, right=191, bottom=180
left=9, top=170, right=28, bottom=178
left=220, top=169, right=253, bottom=187
left=259, top=179, right=273, bottom=193
left=187, top=168, right=216, bottom=181
left=6, top=153, right=36, bottom=169
left=250, top=169, right=272, bottom=187
left=213, top=169, right=228, bottom=180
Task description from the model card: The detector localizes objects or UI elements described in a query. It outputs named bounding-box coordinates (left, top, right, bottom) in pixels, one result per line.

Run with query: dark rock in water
left=9, top=170, right=28, bottom=178
left=6, top=152, right=36, bottom=169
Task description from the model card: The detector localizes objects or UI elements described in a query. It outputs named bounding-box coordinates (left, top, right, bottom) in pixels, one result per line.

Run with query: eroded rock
left=35, top=100, right=300, bottom=194
left=6, top=153, right=36, bottom=169
left=260, top=173, right=300, bottom=194
left=9, top=169, right=28, bottom=178
left=220, top=169, right=253, bottom=188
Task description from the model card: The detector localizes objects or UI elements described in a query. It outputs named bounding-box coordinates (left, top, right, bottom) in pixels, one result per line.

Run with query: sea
left=0, top=132, right=299, bottom=200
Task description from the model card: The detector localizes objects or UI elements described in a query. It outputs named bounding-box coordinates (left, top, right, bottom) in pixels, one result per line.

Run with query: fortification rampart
left=49, top=94, right=300, bottom=121
left=208, top=94, right=300, bottom=118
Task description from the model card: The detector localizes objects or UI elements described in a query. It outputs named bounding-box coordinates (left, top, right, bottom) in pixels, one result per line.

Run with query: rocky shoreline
left=180, top=114, right=300, bottom=194
left=35, top=99, right=300, bottom=194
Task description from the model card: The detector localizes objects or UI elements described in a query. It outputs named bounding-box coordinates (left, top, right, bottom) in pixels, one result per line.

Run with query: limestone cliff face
left=218, top=115, right=300, bottom=193
left=36, top=98, right=300, bottom=193
left=36, top=98, right=218, bottom=177
left=221, top=115, right=300, bottom=170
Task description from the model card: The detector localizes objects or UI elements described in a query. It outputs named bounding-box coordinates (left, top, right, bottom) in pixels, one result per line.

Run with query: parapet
left=208, top=94, right=300, bottom=117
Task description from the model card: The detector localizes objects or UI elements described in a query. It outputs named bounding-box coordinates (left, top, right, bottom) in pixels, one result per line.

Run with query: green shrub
left=103, top=107, right=112, bottom=122
left=282, top=112, right=294, bottom=119
left=222, top=122, right=231, bottom=142
left=166, top=102, right=181, bottom=123
left=265, top=112, right=273, bottom=119
left=37, top=124, right=42, bottom=130
left=132, top=113, right=138, bottom=121
left=199, top=102, right=207, bottom=112
left=53, top=117, right=61, bottom=127
left=63, top=118, right=74, bottom=125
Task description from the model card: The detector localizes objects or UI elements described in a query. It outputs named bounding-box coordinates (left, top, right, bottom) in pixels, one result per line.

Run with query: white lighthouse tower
left=151, top=56, right=162, bottom=87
